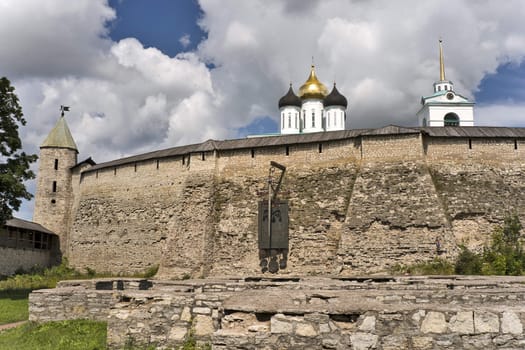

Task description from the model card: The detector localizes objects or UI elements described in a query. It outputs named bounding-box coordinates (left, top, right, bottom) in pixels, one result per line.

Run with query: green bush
left=454, top=245, right=482, bottom=275
left=455, top=214, right=524, bottom=276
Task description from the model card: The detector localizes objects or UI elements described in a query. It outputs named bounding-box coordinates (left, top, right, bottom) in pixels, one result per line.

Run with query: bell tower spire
left=432, top=39, right=453, bottom=94
left=439, top=39, right=446, bottom=81
left=417, top=40, right=475, bottom=127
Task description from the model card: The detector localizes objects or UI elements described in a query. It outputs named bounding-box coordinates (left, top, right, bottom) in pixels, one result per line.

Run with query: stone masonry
left=29, top=276, right=525, bottom=349
left=33, top=128, right=525, bottom=277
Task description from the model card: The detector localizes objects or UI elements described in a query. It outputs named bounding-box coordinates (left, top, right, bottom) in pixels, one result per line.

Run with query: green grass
left=0, top=259, right=159, bottom=327
left=0, top=320, right=107, bottom=350
left=0, top=290, right=30, bottom=324
left=389, top=257, right=455, bottom=275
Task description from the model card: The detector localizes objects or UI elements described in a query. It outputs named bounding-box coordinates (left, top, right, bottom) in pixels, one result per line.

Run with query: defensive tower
left=33, top=107, right=78, bottom=254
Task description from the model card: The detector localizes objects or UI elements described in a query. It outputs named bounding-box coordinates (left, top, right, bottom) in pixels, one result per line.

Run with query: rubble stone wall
left=65, top=134, right=525, bottom=276
left=28, top=277, right=525, bottom=349
left=0, top=247, right=55, bottom=276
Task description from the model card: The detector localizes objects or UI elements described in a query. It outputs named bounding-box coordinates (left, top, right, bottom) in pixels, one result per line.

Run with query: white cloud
left=2, top=0, right=525, bottom=220
left=179, top=34, right=191, bottom=48
left=476, top=104, right=525, bottom=127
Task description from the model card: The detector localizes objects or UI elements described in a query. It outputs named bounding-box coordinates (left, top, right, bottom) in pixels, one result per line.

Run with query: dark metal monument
left=258, top=161, right=289, bottom=272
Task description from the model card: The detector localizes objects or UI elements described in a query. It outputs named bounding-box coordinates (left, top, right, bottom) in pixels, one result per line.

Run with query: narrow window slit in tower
left=514, top=139, right=518, bottom=150
left=182, top=156, right=185, bottom=165
left=318, top=143, right=323, bottom=153
left=201, top=152, right=205, bottom=161
left=52, top=181, right=57, bottom=193
left=96, top=170, right=98, bottom=178
left=251, top=149, right=255, bottom=158
left=54, top=159, right=58, bottom=170
left=114, top=168, right=117, bottom=175
left=286, top=146, right=290, bottom=156
left=134, top=163, right=137, bottom=172
left=468, top=139, right=472, bottom=150
left=156, top=159, right=159, bottom=169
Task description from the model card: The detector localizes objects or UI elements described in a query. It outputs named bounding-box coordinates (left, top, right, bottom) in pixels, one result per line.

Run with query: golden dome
left=298, top=65, right=328, bottom=100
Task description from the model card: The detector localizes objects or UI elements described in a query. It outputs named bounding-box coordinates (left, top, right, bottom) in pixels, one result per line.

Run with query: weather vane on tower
left=60, top=105, right=70, bottom=117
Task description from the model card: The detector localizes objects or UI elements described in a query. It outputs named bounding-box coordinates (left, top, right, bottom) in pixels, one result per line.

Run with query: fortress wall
left=210, top=159, right=359, bottom=276
left=158, top=168, right=216, bottom=278
left=216, top=137, right=360, bottom=175
left=361, top=134, right=423, bottom=160
left=207, top=139, right=360, bottom=276
left=68, top=155, right=214, bottom=274
left=65, top=133, right=525, bottom=276
left=425, top=137, right=524, bottom=162
left=0, top=246, right=56, bottom=276
left=187, top=151, right=216, bottom=171
left=337, top=160, right=452, bottom=274
left=428, top=161, right=525, bottom=252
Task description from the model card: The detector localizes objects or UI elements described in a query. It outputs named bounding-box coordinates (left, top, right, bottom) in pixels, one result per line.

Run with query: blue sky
left=476, top=62, right=525, bottom=105
left=108, top=0, right=205, bottom=56
left=1, top=0, right=525, bottom=220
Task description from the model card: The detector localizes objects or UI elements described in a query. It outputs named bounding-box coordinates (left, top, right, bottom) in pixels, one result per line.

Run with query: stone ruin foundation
left=29, top=276, right=525, bottom=349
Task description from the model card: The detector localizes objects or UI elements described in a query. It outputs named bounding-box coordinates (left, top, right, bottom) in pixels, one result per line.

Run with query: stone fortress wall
left=48, top=126, right=525, bottom=277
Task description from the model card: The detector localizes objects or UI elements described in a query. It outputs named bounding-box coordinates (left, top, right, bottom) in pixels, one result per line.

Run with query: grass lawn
left=0, top=320, right=106, bottom=350
left=0, top=290, right=30, bottom=325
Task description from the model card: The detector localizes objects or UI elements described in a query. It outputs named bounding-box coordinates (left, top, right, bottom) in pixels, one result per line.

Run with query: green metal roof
left=41, top=116, right=78, bottom=152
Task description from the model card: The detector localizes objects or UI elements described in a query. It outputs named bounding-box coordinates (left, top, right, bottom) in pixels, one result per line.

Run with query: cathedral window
left=54, top=159, right=58, bottom=170
left=327, top=112, right=330, bottom=127
left=312, top=110, right=315, bottom=127
left=288, top=113, right=291, bottom=128
left=282, top=113, right=284, bottom=129
left=438, top=86, right=441, bottom=91
left=295, top=113, right=298, bottom=128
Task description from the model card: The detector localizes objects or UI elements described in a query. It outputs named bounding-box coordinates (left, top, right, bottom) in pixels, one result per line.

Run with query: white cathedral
left=278, top=40, right=474, bottom=134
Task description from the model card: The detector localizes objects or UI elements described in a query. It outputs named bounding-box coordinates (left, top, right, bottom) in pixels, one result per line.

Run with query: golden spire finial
left=439, top=38, right=446, bottom=81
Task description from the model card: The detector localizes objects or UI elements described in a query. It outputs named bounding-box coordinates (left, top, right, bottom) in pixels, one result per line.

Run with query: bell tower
left=33, top=106, right=78, bottom=254
left=417, top=40, right=475, bottom=127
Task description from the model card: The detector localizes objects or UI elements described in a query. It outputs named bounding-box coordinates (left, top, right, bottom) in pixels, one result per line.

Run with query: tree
left=0, top=77, right=37, bottom=226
